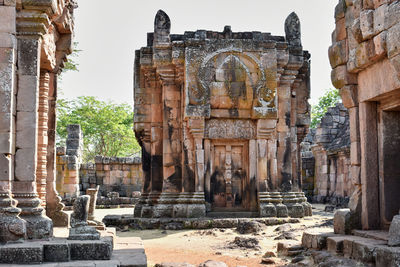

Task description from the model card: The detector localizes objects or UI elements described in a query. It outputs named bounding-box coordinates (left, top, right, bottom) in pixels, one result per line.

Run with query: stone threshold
left=301, top=230, right=400, bottom=266
left=103, top=214, right=301, bottom=229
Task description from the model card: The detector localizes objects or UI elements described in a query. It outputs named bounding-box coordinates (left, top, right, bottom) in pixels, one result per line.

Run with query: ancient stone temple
left=134, top=10, right=312, bottom=218
left=0, top=0, right=75, bottom=241
left=330, top=0, right=400, bottom=230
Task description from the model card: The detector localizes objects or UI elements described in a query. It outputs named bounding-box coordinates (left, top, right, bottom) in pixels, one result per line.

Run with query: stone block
left=335, top=0, right=347, bottom=21
left=329, top=40, right=348, bottom=68
left=0, top=131, right=11, bottom=153
left=374, top=4, right=387, bottom=34
left=363, top=0, right=375, bottom=9
left=375, top=246, right=400, bottom=267
left=340, top=85, right=358, bottom=108
left=327, top=236, right=346, bottom=253
left=0, top=32, right=16, bottom=48
left=0, top=243, right=42, bottom=264
left=302, top=231, right=335, bottom=249
left=350, top=141, right=361, bottom=165
left=68, top=239, right=112, bottom=260
left=360, top=10, right=374, bottom=40
left=14, top=148, right=36, bottom=181
left=43, top=243, right=70, bottom=262
left=0, top=6, right=16, bottom=33
left=385, top=1, right=400, bottom=30
left=334, top=209, right=353, bottom=234
left=331, top=65, right=358, bottom=89
left=388, top=215, right=400, bottom=246
left=17, top=75, right=38, bottom=112
left=387, top=22, right=400, bottom=58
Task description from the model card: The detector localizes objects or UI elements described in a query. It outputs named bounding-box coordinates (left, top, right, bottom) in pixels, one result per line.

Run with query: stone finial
left=285, top=12, right=302, bottom=47
left=154, top=10, right=171, bottom=43
left=68, top=195, right=100, bottom=240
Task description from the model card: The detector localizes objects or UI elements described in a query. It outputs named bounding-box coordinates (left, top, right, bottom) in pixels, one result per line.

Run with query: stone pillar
left=13, top=36, right=53, bottom=239
left=0, top=3, right=27, bottom=242
left=46, top=73, right=68, bottom=227
left=359, top=101, right=380, bottom=229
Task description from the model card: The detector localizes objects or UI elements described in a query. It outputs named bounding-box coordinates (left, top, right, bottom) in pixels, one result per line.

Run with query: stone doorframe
left=205, top=139, right=252, bottom=211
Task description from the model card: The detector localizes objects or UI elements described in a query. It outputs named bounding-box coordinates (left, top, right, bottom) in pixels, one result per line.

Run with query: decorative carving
left=205, top=119, right=256, bottom=139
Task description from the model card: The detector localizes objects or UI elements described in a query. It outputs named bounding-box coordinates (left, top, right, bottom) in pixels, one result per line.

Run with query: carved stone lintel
left=205, top=119, right=256, bottom=139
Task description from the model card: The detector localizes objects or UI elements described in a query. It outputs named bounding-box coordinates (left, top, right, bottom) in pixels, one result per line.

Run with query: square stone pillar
left=359, top=101, right=380, bottom=229
left=0, top=3, right=27, bottom=242
left=13, top=36, right=52, bottom=239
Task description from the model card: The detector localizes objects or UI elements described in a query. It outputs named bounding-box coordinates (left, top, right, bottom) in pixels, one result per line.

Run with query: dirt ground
left=114, top=204, right=334, bottom=267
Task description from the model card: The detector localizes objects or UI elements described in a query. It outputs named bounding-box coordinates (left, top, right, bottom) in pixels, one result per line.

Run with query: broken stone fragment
left=68, top=195, right=100, bottom=240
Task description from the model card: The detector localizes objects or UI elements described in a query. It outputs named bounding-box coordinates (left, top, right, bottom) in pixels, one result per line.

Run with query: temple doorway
left=209, top=140, right=249, bottom=210
left=379, top=109, right=400, bottom=228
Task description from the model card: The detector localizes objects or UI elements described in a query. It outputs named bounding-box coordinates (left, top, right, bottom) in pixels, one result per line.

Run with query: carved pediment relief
left=186, top=48, right=276, bottom=118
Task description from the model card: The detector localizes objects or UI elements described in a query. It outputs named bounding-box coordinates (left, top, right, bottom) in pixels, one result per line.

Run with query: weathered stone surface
left=236, top=221, right=262, bottom=234
left=198, top=260, right=228, bottom=267
left=388, top=215, right=400, bottom=246
left=43, top=243, right=70, bottom=262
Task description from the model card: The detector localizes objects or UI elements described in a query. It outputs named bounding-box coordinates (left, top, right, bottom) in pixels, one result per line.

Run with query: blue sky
left=60, top=0, right=337, bottom=106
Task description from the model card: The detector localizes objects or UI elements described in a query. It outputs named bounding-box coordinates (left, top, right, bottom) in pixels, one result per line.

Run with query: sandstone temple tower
left=134, top=10, right=312, bottom=218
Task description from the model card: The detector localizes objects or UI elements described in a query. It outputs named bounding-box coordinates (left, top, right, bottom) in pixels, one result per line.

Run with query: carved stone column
left=36, top=71, right=50, bottom=205
left=46, top=72, right=68, bottom=227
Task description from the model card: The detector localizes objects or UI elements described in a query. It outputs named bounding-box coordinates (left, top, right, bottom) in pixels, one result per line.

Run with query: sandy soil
left=115, top=204, right=334, bottom=267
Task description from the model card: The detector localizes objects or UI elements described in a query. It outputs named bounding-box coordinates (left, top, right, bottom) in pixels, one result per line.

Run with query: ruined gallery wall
left=331, top=0, right=400, bottom=229
left=301, top=103, right=351, bottom=206
left=56, top=125, right=143, bottom=199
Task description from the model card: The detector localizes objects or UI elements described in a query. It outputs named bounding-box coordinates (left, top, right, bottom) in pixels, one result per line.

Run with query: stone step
left=206, top=211, right=259, bottom=218
left=352, top=230, right=389, bottom=241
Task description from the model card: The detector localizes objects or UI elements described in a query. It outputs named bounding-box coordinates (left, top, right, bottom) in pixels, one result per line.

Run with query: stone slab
left=43, top=243, right=70, bottom=262
left=68, top=238, right=113, bottom=261
left=0, top=243, right=43, bottom=264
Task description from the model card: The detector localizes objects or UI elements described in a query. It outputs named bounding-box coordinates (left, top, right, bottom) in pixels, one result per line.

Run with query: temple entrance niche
left=210, top=140, right=249, bottom=211
left=379, top=108, right=400, bottom=228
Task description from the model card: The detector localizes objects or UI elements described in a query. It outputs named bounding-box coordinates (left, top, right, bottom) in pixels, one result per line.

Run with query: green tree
left=310, top=88, right=341, bottom=128
left=56, top=96, right=140, bottom=162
